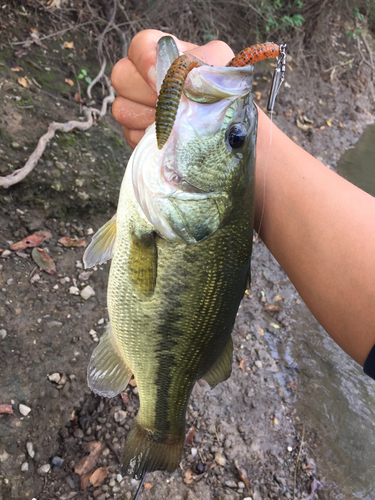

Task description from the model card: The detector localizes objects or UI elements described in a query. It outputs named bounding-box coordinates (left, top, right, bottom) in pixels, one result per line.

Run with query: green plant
left=78, top=68, right=92, bottom=84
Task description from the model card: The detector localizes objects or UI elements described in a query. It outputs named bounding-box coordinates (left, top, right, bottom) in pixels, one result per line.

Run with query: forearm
left=255, top=108, right=375, bottom=365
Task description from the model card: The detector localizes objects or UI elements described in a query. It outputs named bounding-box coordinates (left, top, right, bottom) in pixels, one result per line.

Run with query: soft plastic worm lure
left=155, top=42, right=281, bottom=149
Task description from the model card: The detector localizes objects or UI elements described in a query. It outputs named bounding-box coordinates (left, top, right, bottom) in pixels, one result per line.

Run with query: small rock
left=0, top=329, right=7, bottom=340
left=48, top=373, right=61, bottom=384
left=243, top=498, right=253, bottom=500
left=21, top=462, right=29, bottom=472
left=26, top=442, right=35, bottom=458
left=114, top=410, right=127, bottom=423
left=1, top=249, right=11, bottom=258
left=98, top=318, right=105, bottom=325
left=255, top=360, right=263, bottom=369
left=214, top=452, right=226, bottom=466
left=253, top=492, right=262, bottom=500
left=112, top=486, right=120, bottom=493
left=55, top=161, right=66, bottom=170
left=30, top=273, right=41, bottom=283
left=11, top=142, right=21, bottom=150
left=0, top=450, right=10, bottom=462
left=191, top=447, right=197, bottom=457
left=86, top=228, right=94, bottom=235
left=69, top=286, right=80, bottom=295
left=116, top=473, right=123, bottom=483
left=59, top=374, right=68, bottom=386
left=38, top=463, right=51, bottom=474
left=224, top=438, right=232, bottom=449
left=238, top=481, right=246, bottom=489
left=74, top=429, right=84, bottom=439
left=80, top=285, right=95, bottom=300
left=52, top=456, right=64, bottom=467
left=19, top=404, right=31, bottom=416
left=224, top=480, right=237, bottom=488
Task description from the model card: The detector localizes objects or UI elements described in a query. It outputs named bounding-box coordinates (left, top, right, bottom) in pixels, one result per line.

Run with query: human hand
left=111, top=29, right=234, bottom=148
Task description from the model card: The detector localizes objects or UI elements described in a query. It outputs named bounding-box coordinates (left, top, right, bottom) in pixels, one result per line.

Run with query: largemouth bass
left=84, top=36, right=258, bottom=479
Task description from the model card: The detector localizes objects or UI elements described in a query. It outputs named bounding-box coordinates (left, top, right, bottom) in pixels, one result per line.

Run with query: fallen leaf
left=144, top=483, right=153, bottom=490
left=65, top=78, right=74, bottom=86
left=235, top=463, right=250, bottom=488
left=89, top=466, right=109, bottom=487
left=58, top=236, right=86, bottom=247
left=264, top=304, right=282, bottom=312
left=296, top=118, right=313, bottom=131
left=0, top=404, right=14, bottom=415
left=270, top=416, right=279, bottom=425
left=11, top=66, right=22, bottom=72
left=18, top=77, right=29, bottom=88
left=80, top=472, right=91, bottom=491
left=255, top=90, right=262, bottom=101
left=10, top=231, right=52, bottom=250
left=292, top=136, right=299, bottom=142
left=74, top=92, right=85, bottom=104
left=75, top=441, right=105, bottom=476
left=29, top=28, right=38, bottom=34
left=269, top=322, right=280, bottom=329
left=326, top=118, right=332, bottom=127
left=184, top=468, right=194, bottom=484
left=63, top=41, right=74, bottom=49
left=254, top=324, right=264, bottom=336
left=239, top=359, right=248, bottom=370
left=31, top=247, right=56, bottom=275
left=185, top=426, right=195, bottom=446
left=304, top=465, right=313, bottom=470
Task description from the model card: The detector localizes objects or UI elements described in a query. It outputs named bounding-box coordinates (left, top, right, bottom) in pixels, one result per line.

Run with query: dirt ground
left=0, top=3, right=374, bottom=500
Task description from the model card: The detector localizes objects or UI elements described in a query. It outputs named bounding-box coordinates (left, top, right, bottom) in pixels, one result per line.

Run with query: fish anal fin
left=83, top=214, right=117, bottom=269
left=122, top=419, right=184, bottom=479
left=202, top=336, right=233, bottom=389
left=129, top=231, right=157, bottom=297
left=87, top=323, right=132, bottom=398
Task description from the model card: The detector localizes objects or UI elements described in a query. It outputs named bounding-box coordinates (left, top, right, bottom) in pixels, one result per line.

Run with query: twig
left=0, top=79, right=114, bottom=189
left=360, top=32, right=375, bottom=82
left=293, top=424, right=305, bottom=500
left=10, top=20, right=95, bottom=46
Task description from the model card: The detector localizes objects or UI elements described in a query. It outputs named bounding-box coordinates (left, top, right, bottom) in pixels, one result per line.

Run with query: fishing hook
left=267, top=43, right=287, bottom=112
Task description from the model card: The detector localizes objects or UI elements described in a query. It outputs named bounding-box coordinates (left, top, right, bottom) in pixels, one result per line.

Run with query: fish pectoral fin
left=202, top=336, right=233, bottom=389
left=83, top=214, right=117, bottom=269
left=129, top=230, right=157, bottom=297
left=87, top=323, right=132, bottom=398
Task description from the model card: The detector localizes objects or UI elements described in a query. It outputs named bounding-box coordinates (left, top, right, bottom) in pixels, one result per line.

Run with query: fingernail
left=148, top=65, right=156, bottom=91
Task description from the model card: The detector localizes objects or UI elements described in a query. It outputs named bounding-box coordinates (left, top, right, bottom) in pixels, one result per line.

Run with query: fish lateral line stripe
left=155, top=42, right=280, bottom=149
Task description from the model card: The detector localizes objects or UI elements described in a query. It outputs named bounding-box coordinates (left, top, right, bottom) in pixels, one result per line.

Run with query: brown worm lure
left=155, top=42, right=281, bottom=149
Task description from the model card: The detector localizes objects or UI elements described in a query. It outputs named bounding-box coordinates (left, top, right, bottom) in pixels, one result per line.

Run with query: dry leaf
left=292, top=136, right=299, bottom=142
left=326, top=119, right=332, bottom=127
left=29, top=28, right=38, bottom=34
left=75, top=442, right=105, bottom=476
left=80, top=472, right=91, bottom=491
left=144, top=483, right=153, bottom=490
left=184, top=468, right=194, bottom=484
left=90, top=466, right=109, bottom=487
left=235, top=463, right=250, bottom=488
left=296, top=118, right=312, bottom=131
left=185, top=426, right=195, bottom=446
left=120, top=392, right=129, bottom=404
left=270, top=322, right=280, bottom=329
left=63, top=41, right=74, bottom=49
left=58, top=236, right=86, bottom=247
left=264, top=304, right=282, bottom=312
left=255, top=90, right=262, bottom=101
left=74, top=92, right=85, bottom=104
left=239, top=359, right=248, bottom=370
left=0, top=404, right=14, bottom=415
left=31, top=247, right=56, bottom=275
left=65, top=78, right=74, bottom=86
left=10, top=231, right=52, bottom=251
left=18, top=77, right=29, bottom=88
left=254, top=324, right=264, bottom=336
left=11, top=66, right=22, bottom=72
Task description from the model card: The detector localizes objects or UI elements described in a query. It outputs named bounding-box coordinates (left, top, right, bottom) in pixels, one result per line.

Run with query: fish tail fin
left=122, top=419, right=184, bottom=479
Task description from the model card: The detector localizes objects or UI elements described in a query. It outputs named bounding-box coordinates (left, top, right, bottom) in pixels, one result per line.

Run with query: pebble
left=19, top=404, right=31, bottom=416
left=0, top=329, right=7, bottom=340
left=52, top=456, right=64, bottom=467
left=116, top=473, right=123, bottom=483
left=243, top=498, right=253, bottom=500
left=109, top=479, right=116, bottom=487
left=21, top=462, right=29, bottom=472
left=38, top=463, right=51, bottom=474
left=69, top=286, right=80, bottom=295
left=89, top=329, right=99, bottom=342
left=225, top=480, right=237, bottom=488
left=214, top=452, right=226, bottom=466
left=255, top=360, right=263, bottom=369
left=191, top=447, right=197, bottom=457
left=112, top=486, right=120, bottom=493
left=48, top=373, right=61, bottom=384
left=114, top=410, right=127, bottom=423
left=26, top=442, right=35, bottom=458
left=86, top=228, right=94, bottom=235
left=0, top=450, right=10, bottom=462
left=55, top=161, right=65, bottom=170
left=98, top=318, right=105, bottom=325
left=238, top=481, right=246, bottom=489
left=1, top=249, right=11, bottom=258
left=11, top=141, right=21, bottom=149
left=74, top=429, right=84, bottom=439
left=253, top=492, right=262, bottom=500
left=80, top=285, right=95, bottom=300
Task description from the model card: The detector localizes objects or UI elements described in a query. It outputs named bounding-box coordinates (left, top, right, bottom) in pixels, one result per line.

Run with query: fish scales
left=84, top=36, right=257, bottom=479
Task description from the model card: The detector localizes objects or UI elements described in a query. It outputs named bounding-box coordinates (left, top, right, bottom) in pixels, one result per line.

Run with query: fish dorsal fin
left=129, top=230, right=157, bottom=297
left=83, top=214, right=117, bottom=269
left=202, top=336, right=233, bottom=389
left=87, top=323, right=132, bottom=398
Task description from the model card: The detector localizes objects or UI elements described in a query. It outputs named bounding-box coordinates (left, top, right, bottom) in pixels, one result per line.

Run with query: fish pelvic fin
left=202, top=336, right=233, bottom=389
left=122, top=420, right=184, bottom=479
left=87, top=323, right=132, bottom=398
left=83, top=214, right=117, bottom=269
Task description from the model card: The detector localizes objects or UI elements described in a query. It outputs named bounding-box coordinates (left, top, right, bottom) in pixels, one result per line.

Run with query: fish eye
left=226, top=124, right=247, bottom=149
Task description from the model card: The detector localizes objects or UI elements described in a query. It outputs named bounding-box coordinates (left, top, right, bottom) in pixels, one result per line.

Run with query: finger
left=112, top=96, right=155, bottom=130
left=122, top=126, right=146, bottom=149
left=128, top=29, right=198, bottom=90
left=111, top=57, right=157, bottom=106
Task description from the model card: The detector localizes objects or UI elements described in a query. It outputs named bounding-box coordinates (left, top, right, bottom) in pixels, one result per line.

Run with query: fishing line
left=256, top=110, right=273, bottom=238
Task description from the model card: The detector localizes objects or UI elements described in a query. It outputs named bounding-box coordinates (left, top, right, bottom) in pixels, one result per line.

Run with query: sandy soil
left=0, top=4, right=374, bottom=500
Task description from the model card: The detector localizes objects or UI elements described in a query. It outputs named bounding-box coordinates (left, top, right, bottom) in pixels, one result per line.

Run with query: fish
left=83, top=36, right=258, bottom=480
